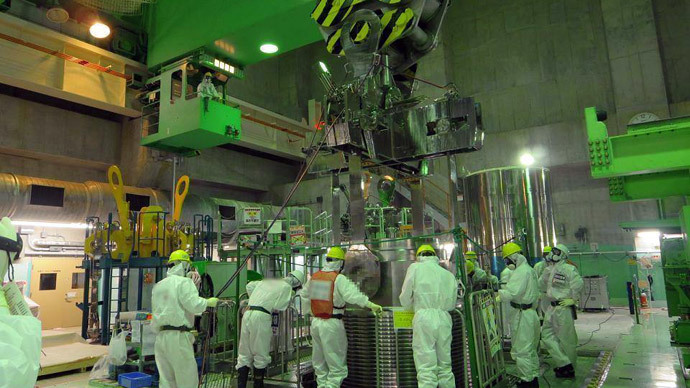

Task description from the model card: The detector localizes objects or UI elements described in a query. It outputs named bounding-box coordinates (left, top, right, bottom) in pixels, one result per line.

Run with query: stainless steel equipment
left=464, top=167, right=556, bottom=272
left=343, top=239, right=455, bottom=306
left=343, top=308, right=466, bottom=388
left=580, top=275, right=610, bottom=311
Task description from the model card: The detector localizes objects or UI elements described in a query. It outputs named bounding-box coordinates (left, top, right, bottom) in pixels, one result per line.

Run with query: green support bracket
left=607, top=171, right=690, bottom=201
left=585, top=107, right=690, bottom=180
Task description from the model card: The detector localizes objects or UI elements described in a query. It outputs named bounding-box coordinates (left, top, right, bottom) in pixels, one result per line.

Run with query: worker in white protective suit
left=152, top=250, right=219, bottom=388
left=465, top=251, right=498, bottom=291
left=497, top=243, right=540, bottom=388
left=400, top=245, right=458, bottom=388
left=534, top=246, right=552, bottom=323
left=0, top=217, right=41, bottom=388
left=236, top=270, right=306, bottom=388
left=539, top=244, right=583, bottom=379
left=301, top=247, right=382, bottom=387
left=197, top=72, right=222, bottom=112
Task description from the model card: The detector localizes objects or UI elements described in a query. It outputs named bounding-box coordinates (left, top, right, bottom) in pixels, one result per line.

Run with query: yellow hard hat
left=465, top=250, right=477, bottom=260
left=326, top=246, right=346, bottom=260
left=204, top=72, right=213, bottom=77
left=543, top=246, right=552, bottom=254
left=416, top=244, right=436, bottom=256
left=502, top=242, right=522, bottom=258
left=465, top=260, right=475, bottom=274
left=169, top=249, right=191, bottom=264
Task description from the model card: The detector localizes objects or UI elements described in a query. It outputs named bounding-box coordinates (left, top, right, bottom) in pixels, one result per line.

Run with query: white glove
left=187, top=271, right=201, bottom=288
left=559, top=298, right=576, bottom=307
left=207, top=297, right=219, bottom=308
left=368, top=302, right=383, bottom=315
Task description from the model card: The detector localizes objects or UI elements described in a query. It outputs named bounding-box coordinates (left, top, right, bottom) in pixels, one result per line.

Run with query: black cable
left=577, top=308, right=616, bottom=348
left=215, top=63, right=377, bottom=297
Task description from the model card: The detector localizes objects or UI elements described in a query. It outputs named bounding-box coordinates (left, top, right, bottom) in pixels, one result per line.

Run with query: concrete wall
left=419, top=0, right=689, bottom=246
left=654, top=0, right=690, bottom=105
left=228, top=42, right=346, bottom=123
left=0, top=85, right=299, bottom=205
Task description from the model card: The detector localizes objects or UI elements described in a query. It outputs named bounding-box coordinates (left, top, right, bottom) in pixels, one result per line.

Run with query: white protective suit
left=533, top=260, right=550, bottom=319
left=197, top=78, right=222, bottom=99
left=499, top=266, right=514, bottom=338
left=498, top=253, right=540, bottom=383
left=301, top=260, right=371, bottom=387
left=400, top=255, right=458, bottom=388
left=236, top=279, right=293, bottom=370
left=0, top=217, right=41, bottom=388
left=540, top=260, right=583, bottom=368
left=152, top=263, right=209, bottom=388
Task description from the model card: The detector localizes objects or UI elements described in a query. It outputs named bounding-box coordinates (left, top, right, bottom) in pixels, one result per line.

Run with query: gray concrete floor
left=504, top=306, right=689, bottom=388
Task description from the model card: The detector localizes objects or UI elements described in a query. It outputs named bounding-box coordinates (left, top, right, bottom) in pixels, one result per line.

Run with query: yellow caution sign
left=393, top=310, right=415, bottom=329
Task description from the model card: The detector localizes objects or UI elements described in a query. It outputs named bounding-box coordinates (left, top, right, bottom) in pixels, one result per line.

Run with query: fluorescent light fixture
left=214, top=59, right=220, bottom=67
left=89, top=22, right=110, bottom=39
left=319, top=61, right=330, bottom=74
left=11, top=220, right=90, bottom=229
left=260, top=43, right=279, bottom=54
left=637, top=231, right=661, bottom=238
left=520, top=153, right=535, bottom=166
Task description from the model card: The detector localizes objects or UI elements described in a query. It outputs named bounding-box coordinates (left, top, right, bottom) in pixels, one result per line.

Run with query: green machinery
left=140, top=52, right=243, bottom=155
left=584, top=106, right=690, bottom=372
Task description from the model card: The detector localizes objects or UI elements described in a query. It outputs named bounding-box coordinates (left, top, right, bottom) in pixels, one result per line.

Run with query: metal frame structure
left=584, top=106, right=690, bottom=374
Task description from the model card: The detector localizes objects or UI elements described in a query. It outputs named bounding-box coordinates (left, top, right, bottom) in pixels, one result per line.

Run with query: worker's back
left=402, top=258, right=457, bottom=312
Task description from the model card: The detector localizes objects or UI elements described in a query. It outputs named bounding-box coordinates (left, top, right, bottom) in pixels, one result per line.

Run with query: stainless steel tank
left=343, top=239, right=455, bottom=307
left=463, top=167, right=556, bottom=273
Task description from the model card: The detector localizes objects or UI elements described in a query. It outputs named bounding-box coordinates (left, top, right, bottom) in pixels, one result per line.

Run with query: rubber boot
left=254, top=367, right=266, bottom=388
left=554, top=363, right=575, bottom=378
left=237, top=366, right=249, bottom=388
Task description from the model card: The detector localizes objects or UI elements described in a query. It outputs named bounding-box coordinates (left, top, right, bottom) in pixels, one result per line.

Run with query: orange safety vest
left=310, top=271, right=344, bottom=319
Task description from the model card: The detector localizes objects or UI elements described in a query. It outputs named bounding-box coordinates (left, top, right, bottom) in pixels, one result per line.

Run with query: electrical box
left=580, top=275, right=610, bottom=311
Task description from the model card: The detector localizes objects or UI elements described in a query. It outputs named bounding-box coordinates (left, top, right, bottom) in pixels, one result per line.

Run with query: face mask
left=551, top=248, right=562, bottom=262
left=504, top=258, right=516, bottom=271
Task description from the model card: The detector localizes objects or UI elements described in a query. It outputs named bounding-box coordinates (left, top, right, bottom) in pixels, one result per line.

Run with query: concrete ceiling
left=146, top=0, right=323, bottom=68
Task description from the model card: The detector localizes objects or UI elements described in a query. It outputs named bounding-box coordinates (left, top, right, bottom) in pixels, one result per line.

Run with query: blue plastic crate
left=118, top=372, right=153, bottom=388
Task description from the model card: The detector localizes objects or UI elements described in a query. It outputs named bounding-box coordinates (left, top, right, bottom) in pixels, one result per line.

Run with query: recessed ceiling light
left=319, top=61, right=330, bottom=73
left=89, top=22, right=110, bottom=39
left=260, top=43, right=279, bottom=54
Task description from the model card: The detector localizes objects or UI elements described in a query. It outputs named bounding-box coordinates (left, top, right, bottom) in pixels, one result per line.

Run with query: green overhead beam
left=585, top=107, right=690, bottom=179
left=147, top=0, right=322, bottom=68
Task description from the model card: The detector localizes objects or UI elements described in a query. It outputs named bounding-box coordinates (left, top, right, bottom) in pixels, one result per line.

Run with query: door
left=30, top=258, right=85, bottom=329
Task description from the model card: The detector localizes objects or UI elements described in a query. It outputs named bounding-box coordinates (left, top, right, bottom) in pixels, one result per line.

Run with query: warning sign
left=243, top=207, right=262, bottom=225
left=393, top=310, right=415, bottom=329
left=290, top=225, right=307, bottom=246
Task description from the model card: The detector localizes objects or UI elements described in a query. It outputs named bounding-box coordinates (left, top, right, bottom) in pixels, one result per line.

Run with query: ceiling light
left=260, top=43, right=279, bottom=54
left=89, top=22, right=111, bottom=39
left=519, top=153, right=535, bottom=167
left=319, top=61, right=330, bottom=74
